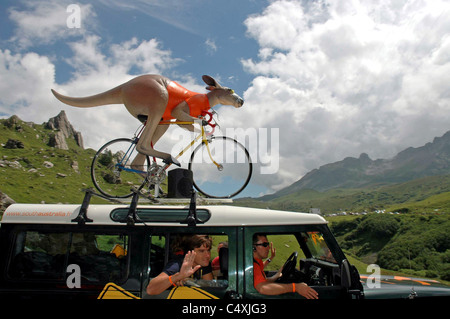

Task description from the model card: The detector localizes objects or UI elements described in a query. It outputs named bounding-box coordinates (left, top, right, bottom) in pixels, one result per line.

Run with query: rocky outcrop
left=48, top=131, right=69, bottom=150
left=0, top=190, right=15, bottom=214
left=44, top=111, right=84, bottom=149
left=4, top=139, right=25, bottom=149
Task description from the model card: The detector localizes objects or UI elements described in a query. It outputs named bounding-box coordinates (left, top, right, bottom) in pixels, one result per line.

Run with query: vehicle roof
left=1, top=203, right=327, bottom=227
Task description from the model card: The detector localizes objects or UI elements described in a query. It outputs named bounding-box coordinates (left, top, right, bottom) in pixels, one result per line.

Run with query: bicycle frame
left=159, top=121, right=222, bottom=169
left=114, top=113, right=221, bottom=197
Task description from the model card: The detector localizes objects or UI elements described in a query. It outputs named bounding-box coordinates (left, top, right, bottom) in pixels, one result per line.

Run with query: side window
left=147, top=233, right=229, bottom=299
left=149, top=234, right=166, bottom=278
left=68, top=233, right=129, bottom=283
left=211, top=235, right=228, bottom=280
left=302, top=231, right=336, bottom=263
left=9, top=231, right=70, bottom=280
left=9, top=230, right=129, bottom=284
left=261, top=234, right=305, bottom=274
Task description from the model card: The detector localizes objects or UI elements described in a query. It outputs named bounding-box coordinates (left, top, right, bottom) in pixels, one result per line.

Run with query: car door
left=242, top=225, right=363, bottom=299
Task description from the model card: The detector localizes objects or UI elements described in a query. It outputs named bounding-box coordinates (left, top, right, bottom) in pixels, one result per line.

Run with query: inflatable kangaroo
left=51, top=74, right=244, bottom=166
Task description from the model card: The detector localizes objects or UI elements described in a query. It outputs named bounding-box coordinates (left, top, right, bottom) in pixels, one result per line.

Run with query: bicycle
left=90, top=111, right=252, bottom=199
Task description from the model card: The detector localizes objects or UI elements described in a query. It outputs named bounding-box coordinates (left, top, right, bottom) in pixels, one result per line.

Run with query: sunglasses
left=254, top=242, right=270, bottom=247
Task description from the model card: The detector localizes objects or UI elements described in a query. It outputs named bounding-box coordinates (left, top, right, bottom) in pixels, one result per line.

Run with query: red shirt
left=253, top=258, right=267, bottom=288
left=163, top=81, right=210, bottom=120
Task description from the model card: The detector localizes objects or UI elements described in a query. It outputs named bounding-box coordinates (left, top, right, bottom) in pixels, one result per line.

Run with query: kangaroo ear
left=205, top=85, right=216, bottom=91
left=202, top=75, right=222, bottom=88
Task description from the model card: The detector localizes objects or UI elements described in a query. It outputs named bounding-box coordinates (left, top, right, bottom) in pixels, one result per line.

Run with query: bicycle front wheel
left=188, top=136, right=252, bottom=198
left=91, top=138, right=150, bottom=198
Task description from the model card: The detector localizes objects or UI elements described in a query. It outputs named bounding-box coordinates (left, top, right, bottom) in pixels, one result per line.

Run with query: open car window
left=262, top=231, right=337, bottom=274
left=302, top=231, right=336, bottom=263
left=146, top=233, right=230, bottom=299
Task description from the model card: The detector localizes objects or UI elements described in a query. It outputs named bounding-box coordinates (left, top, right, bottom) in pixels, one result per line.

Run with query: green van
left=0, top=195, right=363, bottom=300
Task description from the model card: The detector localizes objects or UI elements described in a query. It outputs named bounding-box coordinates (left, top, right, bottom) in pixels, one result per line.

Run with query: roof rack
left=71, top=189, right=95, bottom=225
left=71, top=188, right=228, bottom=226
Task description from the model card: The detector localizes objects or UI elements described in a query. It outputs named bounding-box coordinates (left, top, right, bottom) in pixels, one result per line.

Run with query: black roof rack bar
left=126, top=190, right=140, bottom=226
left=187, top=190, right=198, bottom=227
left=71, top=189, right=94, bottom=224
left=72, top=188, right=203, bottom=226
left=71, top=188, right=122, bottom=225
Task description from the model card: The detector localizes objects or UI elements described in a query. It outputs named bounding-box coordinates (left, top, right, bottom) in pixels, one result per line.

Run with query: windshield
left=303, top=231, right=336, bottom=263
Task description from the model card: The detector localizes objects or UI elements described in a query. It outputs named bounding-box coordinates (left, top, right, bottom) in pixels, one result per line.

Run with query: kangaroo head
left=202, top=75, right=244, bottom=108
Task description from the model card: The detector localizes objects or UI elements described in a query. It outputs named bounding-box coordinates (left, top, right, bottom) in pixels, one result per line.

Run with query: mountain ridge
left=258, top=130, right=450, bottom=201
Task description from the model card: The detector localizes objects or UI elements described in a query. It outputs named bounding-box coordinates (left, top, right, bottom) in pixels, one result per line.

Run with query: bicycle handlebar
left=200, top=110, right=217, bottom=135
left=201, top=110, right=215, bottom=126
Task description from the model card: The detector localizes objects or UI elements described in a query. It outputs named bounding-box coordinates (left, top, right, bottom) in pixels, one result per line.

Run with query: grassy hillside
left=0, top=117, right=101, bottom=205
left=235, top=175, right=450, bottom=214
left=328, top=213, right=450, bottom=282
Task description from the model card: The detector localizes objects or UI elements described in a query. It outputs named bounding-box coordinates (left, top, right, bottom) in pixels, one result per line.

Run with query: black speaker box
left=168, top=168, right=193, bottom=198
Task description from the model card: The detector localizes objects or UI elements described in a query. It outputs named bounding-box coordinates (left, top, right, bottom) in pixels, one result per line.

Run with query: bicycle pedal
left=163, top=155, right=181, bottom=167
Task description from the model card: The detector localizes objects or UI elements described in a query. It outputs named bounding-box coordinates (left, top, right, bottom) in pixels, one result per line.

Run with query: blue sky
left=2, top=0, right=450, bottom=198
left=1, top=0, right=259, bottom=94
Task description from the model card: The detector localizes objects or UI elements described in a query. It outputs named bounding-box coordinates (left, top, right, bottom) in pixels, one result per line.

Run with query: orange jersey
left=162, top=81, right=210, bottom=120
left=253, top=258, right=267, bottom=288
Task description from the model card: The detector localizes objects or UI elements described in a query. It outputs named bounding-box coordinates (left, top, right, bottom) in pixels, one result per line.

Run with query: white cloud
left=64, top=35, right=180, bottom=79
left=1, top=35, right=184, bottom=151
left=8, top=0, right=96, bottom=49
left=97, top=0, right=204, bottom=35
left=0, top=50, right=57, bottom=119
left=238, top=0, right=450, bottom=192
left=47, top=35, right=184, bottom=149
left=205, top=38, right=218, bottom=55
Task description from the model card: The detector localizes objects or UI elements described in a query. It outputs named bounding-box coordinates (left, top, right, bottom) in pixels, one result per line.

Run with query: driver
left=253, top=233, right=319, bottom=299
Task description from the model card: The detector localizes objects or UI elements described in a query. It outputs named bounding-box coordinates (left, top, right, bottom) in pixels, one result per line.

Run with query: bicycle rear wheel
left=188, top=136, right=252, bottom=198
left=91, top=138, right=150, bottom=198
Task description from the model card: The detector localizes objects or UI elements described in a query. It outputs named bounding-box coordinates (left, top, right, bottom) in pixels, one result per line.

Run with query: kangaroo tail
left=51, top=86, right=123, bottom=108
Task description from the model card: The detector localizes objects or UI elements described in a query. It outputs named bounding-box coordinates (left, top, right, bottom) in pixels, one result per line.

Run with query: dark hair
left=172, top=234, right=212, bottom=254
left=252, top=233, right=267, bottom=245
left=218, top=241, right=228, bottom=248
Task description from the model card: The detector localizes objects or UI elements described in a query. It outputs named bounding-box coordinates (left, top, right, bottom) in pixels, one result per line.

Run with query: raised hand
left=179, top=250, right=201, bottom=280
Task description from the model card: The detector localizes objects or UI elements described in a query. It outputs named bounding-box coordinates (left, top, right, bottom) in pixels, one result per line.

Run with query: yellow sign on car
left=98, top=283, right=218, bottom=299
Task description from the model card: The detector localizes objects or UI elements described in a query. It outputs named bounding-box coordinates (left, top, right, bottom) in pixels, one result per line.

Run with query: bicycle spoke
left=91, top=139, right=150, bottom=198
left=189, top=136, right=252, bottom=198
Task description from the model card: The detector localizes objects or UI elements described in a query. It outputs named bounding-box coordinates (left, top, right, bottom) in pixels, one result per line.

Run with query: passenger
left=253, top=233, right=318, bottom=299
left=211, top=241, right=228, bottom=273
left=146, top=234, right=213, bottom=295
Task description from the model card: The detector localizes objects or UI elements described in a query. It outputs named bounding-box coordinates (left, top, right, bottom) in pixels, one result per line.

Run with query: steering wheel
left=280, top=251, right=298, bottom=281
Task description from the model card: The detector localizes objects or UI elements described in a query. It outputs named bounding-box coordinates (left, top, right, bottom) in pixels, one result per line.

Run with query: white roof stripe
left=1, top=204, right=327, bottom=226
